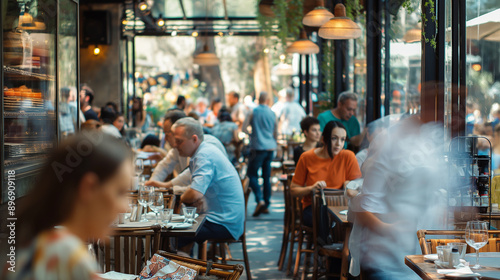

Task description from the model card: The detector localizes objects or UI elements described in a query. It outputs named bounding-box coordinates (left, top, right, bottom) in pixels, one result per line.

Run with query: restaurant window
left=465, top=0, right=500, bottom=139
left=382, top=1, right=422, bottom=117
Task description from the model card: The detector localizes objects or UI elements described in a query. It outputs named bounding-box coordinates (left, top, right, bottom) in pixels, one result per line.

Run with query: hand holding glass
left=465, top=221, right=488, bottom=269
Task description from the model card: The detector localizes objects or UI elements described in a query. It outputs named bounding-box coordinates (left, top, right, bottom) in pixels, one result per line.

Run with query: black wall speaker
left=83, top=10, right=112, bottom=45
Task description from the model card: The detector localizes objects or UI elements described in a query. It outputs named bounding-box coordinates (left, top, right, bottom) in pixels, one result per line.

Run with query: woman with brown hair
left=7, top=133, right=132, bottom=280
left=291, top=121, right=361, bottom=226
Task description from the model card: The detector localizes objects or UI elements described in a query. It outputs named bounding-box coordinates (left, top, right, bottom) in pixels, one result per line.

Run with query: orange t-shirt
left=292, top=149, right=361, bottom=208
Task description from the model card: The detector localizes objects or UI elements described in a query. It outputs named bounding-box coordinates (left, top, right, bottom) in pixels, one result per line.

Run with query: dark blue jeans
left=247, top=150, right=274, bottom=207
left=177, top=221, right=233, bottom=250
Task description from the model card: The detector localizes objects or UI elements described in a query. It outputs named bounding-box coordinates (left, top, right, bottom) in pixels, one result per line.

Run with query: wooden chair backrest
left=322, top=189, right=347, bottom=207
left=158, top=251, right=244, bottom=280
left=312, top=189, right=346, bottom=243
left=417, top=229, right=500, bottom=255
left=97, top=225, right=162, bottom=275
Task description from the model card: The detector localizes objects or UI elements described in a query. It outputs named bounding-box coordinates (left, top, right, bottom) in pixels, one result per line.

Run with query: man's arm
left=170, top=168, right=192, bottom=186
left=242, top=111, right=253, bottom=135
left=149, top=149, right=178, bottom=182
left=350, top=128, right=366, bottom=147
left=181, top=188, right=204, bottom=205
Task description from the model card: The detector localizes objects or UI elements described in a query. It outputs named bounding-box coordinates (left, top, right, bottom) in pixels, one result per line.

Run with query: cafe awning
left=466, top=8, right=500, bottom=41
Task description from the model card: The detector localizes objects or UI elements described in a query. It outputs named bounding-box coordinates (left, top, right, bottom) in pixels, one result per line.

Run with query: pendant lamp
left=193, top=44, right=220, bottom=66
left=302, top=0, right=334, bottom=27
left=403, top=23, right=422, bottom=43
left=286, top=30, right=319, bottom=54
left=318, top=4, right=362, bottom=40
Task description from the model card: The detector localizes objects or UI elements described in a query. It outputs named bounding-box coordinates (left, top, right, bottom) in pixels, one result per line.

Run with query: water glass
left=138, top=185, right=150, bottom=222
left=134, top=158, right=144, bottom=176
left=436, top=245, right=451, bottom=264
left=149, top=192, right=164, bottom=225
left=162, top=208, right=173, bottom=224
left=465, top=220, right=488, bottom=269
left=447, top=242, right=467, bottom=259
left=184, top=207, right=197, bottom=224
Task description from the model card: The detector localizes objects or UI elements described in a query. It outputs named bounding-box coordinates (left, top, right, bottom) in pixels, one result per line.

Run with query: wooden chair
left=96, top=225, right=162, bottom=275
left=158, top=250, right=244, bottom=280
left=292, top=195, right=314, bottom=278
left=199, top=177, right=252, bottom=280
left=277, top=173, right=292, bottom=271
left=308, top=189, right=349, bottom=280
left=417, top=229, right=500, bottom=255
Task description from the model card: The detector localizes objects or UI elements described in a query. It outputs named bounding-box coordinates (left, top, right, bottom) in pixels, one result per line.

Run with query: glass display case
left=1, top=0, right=79, bottom=202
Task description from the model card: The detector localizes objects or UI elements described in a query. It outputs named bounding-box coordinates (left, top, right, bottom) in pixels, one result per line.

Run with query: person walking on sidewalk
left=243, top=92, right=278, bottom=217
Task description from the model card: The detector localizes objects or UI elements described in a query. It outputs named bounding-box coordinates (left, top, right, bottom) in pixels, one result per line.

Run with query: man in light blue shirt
left=172, top=118, right=245, bottom=254
left=243, top=92, right=277, bottom=217
left=146, top=111, right=227, bottom=191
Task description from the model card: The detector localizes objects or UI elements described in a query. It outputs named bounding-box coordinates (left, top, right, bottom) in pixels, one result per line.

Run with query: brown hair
left=18, top=132, right=131, bottom=245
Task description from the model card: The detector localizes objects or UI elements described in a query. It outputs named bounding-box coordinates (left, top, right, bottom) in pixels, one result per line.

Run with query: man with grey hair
left=172, top=118, right=245, bottom=254
left=317, top=91, right=364, bottom=148
left=278, top=87, right=306, bottom=135
left=243, top=91, right=277, bottom=217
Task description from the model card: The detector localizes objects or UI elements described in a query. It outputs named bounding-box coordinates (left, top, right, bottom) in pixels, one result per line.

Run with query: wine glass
left=465, top=221, right=488, bottom=269
left=138, top=185, right=150, bottom=222
left=148, top=192, right=164, bottom=225
left=134, top=158, right=144, bottom=176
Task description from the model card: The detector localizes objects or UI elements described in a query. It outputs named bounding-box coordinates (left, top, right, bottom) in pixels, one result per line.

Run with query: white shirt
left=279, top=101, right=306, bottom=135
left=349, top=120, right=447, bottom=278
left=100, top=124, right=122, bottom=138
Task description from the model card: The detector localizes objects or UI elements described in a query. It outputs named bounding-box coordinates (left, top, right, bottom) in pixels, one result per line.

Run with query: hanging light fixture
left=302, top=0, right=334, bottom=27
left=138, top=1, right=149, bottom=11
left=403, top=23, right=421, bottom=43
left=193, top=44, right=220, bottom=66
left=318, top=4, right=361, bottom=40
left=272, top=54, right=293, bottom=76
left=286, top=30, right=319, bottom=54
left=193, top=0, right=220, bottom=67
left=156, top=15, right=165, bottom=27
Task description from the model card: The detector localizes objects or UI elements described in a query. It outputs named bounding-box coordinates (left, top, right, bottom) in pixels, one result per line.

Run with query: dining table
left=113, top=214, right=207, bottom=237
left=405, top=253, right=500, bottom=280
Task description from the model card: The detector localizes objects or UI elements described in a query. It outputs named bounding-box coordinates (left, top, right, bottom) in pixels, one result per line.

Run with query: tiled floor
left=224, top=188, right=295, bottom=280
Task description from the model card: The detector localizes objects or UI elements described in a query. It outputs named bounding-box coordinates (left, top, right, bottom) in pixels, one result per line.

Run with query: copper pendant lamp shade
left=286, top=30, right=319, bottom=54
left=302, top=0, right=334, bottom=27
left=193, top=44, right=220, bottom=66
left=403, top=23, right=422, bottom=43
left=318, top=4, right=362, bottom=40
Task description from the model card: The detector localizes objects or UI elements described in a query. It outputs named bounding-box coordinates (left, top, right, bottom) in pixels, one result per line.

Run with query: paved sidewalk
left=226, top=188, right=294, bottom=280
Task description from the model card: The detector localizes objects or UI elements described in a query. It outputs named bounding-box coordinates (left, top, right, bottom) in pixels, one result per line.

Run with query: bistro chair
left=417, top=229, right=500, bottom=255
left=199, top=177, right=252, bottom=280
left=158, top=251, right=244, bottom=280
left=96, top=225, right=162, bottom=275
left=310, top=189, right=349, bottom=280
left=292, top=195, right=314, bottom=278
left=277, top=173, right=292, bottom=271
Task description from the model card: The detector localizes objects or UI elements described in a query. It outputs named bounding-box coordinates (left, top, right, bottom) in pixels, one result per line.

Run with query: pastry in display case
left=1, top=0, right=79, bottom=202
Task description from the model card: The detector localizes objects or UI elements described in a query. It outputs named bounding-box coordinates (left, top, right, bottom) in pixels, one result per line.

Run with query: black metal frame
left=365, top=0, right=382, bottom=124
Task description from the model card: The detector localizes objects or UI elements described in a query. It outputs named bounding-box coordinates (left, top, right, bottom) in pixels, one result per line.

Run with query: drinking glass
left=134, top=158, right=144, bottom=176
left=184, top=207, right=197, bottom=224
left=465, top=221, right=488, bottom=269
left=138, top=185, right=150, bottom=222
left=447, top=242, right=467, bottom=259
left=162, top=208, right=173, bottom=224
left=149, top=192, right=164, bottom=225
